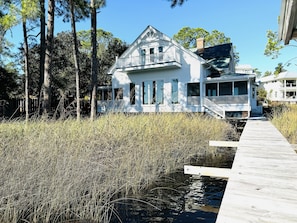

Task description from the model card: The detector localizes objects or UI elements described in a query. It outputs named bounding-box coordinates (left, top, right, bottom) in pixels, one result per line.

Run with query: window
left=171, top=79, right=179, bottom=104
left=219, top=82, right=232, bottom=96
left=141, top=49, right=146, bottom=64
left=130, top=83, right=135, bottom=105
left=150, top=48, right=155, bottom=62
left=142, top=80, right=164, bottom=104
left=143, top=81, right=151, bottom=104
left=206, top=83, right=217, bottom=96
left=114, top=88, right=123, bottom=100
left=234, top=81, right=247, bottom=95
left=286, top=80, right=296, bottom=87
left=98, top=89, right=112, bottom=100
left=187, top=83, right=200, bottom=96
left=158, top=46, right=163, bottom=61
left=155, top=80, right=164, bottom=104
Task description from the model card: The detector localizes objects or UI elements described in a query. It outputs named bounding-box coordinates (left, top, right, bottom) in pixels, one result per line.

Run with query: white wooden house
left=99, top=25, right=259, bottom=119
left=260, top=71, right=297, bottom=103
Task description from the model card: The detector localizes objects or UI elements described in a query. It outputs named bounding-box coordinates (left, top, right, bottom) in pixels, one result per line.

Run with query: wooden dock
left=216, top=119, right=297, bottom=222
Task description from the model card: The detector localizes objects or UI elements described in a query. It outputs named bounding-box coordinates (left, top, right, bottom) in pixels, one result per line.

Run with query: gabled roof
left=260, top=71, right=297, bottom=82
left=197, top=43, right=233, bottom=59
left=108, top=25, right=204, bottom=74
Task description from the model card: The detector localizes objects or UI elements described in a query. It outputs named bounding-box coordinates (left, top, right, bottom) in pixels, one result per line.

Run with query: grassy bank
left=271, top=104, right=297, bottom=144
left=0, top=113, right=235, bottom=223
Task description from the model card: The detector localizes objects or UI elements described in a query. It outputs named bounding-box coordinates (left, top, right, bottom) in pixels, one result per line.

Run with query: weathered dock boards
left=184, top=165, right=231, bottom=178
left=216, top=119, right=297, bottom=223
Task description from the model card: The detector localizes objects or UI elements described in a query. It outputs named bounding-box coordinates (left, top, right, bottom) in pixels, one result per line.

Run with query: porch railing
left=206, top=95, right=248, bottom=104
left=116, top=51, right=181, bottom=69
left=204, top=98, right=225, bottom=119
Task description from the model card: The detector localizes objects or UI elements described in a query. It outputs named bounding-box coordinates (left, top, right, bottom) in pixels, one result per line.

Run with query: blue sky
left=8, top=0, right=297, bottom=74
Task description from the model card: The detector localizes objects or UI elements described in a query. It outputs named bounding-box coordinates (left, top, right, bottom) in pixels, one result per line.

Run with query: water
left=111, top=151, right=234, bottom=223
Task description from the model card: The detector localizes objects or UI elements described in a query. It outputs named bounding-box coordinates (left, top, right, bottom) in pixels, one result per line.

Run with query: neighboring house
left=260, top=71, right=297, bottom=103
left=235, top=64, right=254, bottom=74
left=100, top=25, right=259, bottom=119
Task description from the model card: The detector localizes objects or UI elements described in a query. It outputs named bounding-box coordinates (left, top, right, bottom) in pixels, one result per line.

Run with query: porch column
left=200, top=66, right=205, bottom=110
left=247, top=79, right=251, bottom=108
left=284, top=80, right=287, bottom=100
left=232, top=82, right=234, bottom=96
left=217, top=82, right=220, bottom=96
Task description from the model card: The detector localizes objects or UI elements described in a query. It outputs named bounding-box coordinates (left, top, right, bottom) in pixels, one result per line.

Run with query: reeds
left=271, top=104, right=297, bottom=144
left=0, top=113, right=235, bottom=222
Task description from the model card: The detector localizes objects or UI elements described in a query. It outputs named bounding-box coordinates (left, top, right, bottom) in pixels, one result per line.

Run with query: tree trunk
left=43, top=0, right=55, bottom=116
left=90, top=0, right=97, bottom=120
left=70, top=0, right=81, bottom=121
left=22, top=20, right=30, bottom=122
left=39, top=0, right=45, bottom=115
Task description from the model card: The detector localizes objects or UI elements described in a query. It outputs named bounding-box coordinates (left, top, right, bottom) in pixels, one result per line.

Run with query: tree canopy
left=0, top=66, right=20, bottom=100
left=25, top=30, right=127, bottom=106
left=264, top=30, right=284, bottom=59
left=173, top=26, right=239, bottom=62
left=173, top=26, right=232, bottom=49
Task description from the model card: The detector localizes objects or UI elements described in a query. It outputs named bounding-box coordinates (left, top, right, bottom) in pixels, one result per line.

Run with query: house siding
left=112, top=51, right=204, bottom=113
left=104, top=25, right=259, bottom=118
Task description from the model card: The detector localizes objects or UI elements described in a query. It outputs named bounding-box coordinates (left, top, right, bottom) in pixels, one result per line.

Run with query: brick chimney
left=196, top=38, right=205, bottom=52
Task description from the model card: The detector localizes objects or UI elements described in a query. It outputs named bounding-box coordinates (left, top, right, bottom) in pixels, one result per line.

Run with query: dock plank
left=216, top=119, right=297, bottom=223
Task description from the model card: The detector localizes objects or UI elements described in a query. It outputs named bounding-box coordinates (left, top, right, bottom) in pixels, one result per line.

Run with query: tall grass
left=0, top=113, right=235, bottom=223
left=271, top=104, right=297, bottom=144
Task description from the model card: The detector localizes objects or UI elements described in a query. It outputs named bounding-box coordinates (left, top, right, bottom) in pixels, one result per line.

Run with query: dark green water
left=111, top=150, right=235, bottom=223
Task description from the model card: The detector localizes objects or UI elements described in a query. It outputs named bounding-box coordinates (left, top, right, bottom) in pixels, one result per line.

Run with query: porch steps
left=204, top=107, right=224, bottom=119
left=204, top=98, right=225, bottom=119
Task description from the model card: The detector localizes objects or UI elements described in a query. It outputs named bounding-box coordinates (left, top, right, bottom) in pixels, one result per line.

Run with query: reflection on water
left=112, top=150, right=235, bottom=223
left=112, top=173, right=227, bottom=223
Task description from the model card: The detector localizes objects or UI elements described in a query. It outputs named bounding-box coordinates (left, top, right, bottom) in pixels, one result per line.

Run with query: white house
left=99, top=25, right=259, bottom=119
left=235, top=64, right=254, bottom=74
left=260, top=71, right=297, bottom=103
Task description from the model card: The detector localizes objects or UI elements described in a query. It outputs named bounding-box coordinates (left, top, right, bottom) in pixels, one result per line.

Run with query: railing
left=97, top=100, right=124, bottom=113
left=204, top=98, right=225, bottom=118
left=285, top=83, right=297, bottom=88
left=187, top=96, right=200, bottom=105
left=206, top=95, right=248, bottom=104
left=116, top=51, right=181, bottom=69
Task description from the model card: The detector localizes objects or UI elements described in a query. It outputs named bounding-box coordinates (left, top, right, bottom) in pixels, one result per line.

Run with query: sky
left=7, top=0, right=297, bottom=74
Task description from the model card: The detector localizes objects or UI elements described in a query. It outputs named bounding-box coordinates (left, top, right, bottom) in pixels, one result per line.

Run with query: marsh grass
left=0, top=113, right=235, bottom=223
left=271, top=104, right=297, bottom=144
